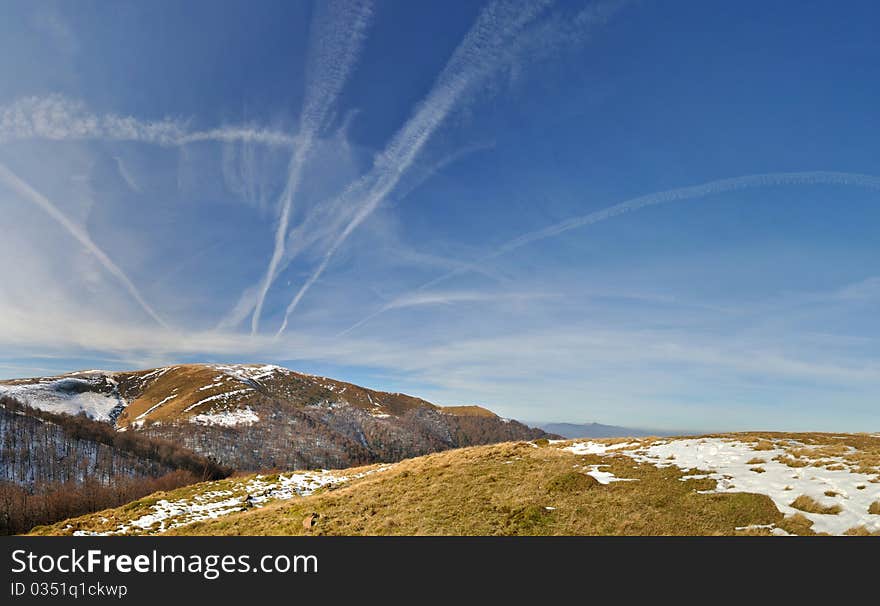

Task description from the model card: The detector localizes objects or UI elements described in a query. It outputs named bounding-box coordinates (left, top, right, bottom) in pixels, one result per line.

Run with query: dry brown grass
left=788, top=445, right=851, bottom=459
left=868, top=501, right=880, bottom=515
left=167, top=443, right=782, bottom=536
left=775, top=456, right=809, bottom=468
left=33, top=432, right=880, bottom=537
left=33, top=440, right=783, bottom=536
left=746, top=457, right=766, bottom=465
left=790, top=495, right=842, bottom=515
left=843, top=525, right=880, bottom=536
left=439, top=405, right=498, bottom=418
left=777, top=513, right=818, bottom=536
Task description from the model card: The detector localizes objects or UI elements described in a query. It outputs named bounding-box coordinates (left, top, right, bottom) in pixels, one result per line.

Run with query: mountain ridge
left=0, top=364, right=552, bottom=471
left=0, top=364, right=505, bottom=428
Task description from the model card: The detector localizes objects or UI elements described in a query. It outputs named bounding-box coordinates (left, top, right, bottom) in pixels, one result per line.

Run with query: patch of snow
left=208, top=364, right=289, bottom=385
left=139, top=367, right=171, bottom=381
left=735, top=523, right=793, bottom=536
left=190, top=407, right=260, bottom=427
left=578, top=464, right=638, bottom=485
left=563, top=441, right=641, bottom=456
left=0, top=378, right=122, bottom=422
left=135, top=393, right=178, bottom=420
left=70, top=465, right=394, bottom=536
left=183, top=389, right=252, bottom=412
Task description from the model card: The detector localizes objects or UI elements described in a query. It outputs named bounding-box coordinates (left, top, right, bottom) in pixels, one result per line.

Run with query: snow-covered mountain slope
left=0, top=363, right=494, bottom=428
left=0, top=364, right=551, bottom=471
left=0, top=371, right=125, bottom=422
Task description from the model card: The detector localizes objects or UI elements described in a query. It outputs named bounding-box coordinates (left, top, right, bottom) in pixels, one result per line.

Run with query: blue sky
left=0, top=0, right=878, bottom=431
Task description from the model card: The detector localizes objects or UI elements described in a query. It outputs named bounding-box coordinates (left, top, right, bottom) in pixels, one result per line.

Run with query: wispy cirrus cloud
left=2, top=298, right=878, bottom=430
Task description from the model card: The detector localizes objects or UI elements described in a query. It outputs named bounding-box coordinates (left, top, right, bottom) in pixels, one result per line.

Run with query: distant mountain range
left=0, top=364, right=551, bottom=470
left=534, top=422, right=694, bottom=439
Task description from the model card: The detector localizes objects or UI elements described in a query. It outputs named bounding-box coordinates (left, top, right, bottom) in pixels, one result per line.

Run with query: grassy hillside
left=30, top=432, right=880, bottom=536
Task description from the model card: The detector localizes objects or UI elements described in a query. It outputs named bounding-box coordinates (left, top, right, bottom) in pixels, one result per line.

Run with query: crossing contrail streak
left=275, top=0, right=554, bottom=337
left=0, top=162, right=169, bottom=329
left=250, top=0, right=373, bottom=334
left=340, top=171, right=880, bottom=334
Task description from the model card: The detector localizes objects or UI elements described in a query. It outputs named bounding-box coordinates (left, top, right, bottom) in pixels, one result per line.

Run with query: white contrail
left=388, top=140, right=496, bottom=206
left=0, top=162, right=168, bottom=328
left=177, top=127, right=297, bottom=147
left=341, top=171, right=880, bottom=333
left=0, top=94, right=296, bottom=147
left=250, top=0, right=373, bottom=334
left=338, top=289, right=551, bottom=336
left=492, top=171, right=880, bottom=256
left=275, top=0, right=554, bottom=337
left=113, top=156, right=142, bottom=194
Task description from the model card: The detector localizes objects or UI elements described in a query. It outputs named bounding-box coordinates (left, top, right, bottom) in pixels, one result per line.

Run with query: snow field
left=564, top=437, right=880, bottom=535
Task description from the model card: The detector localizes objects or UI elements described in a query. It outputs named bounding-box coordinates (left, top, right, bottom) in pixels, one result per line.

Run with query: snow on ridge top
left=207, top=363, right=292, bottom=383
left=65, top=369, right=112, bottom=375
